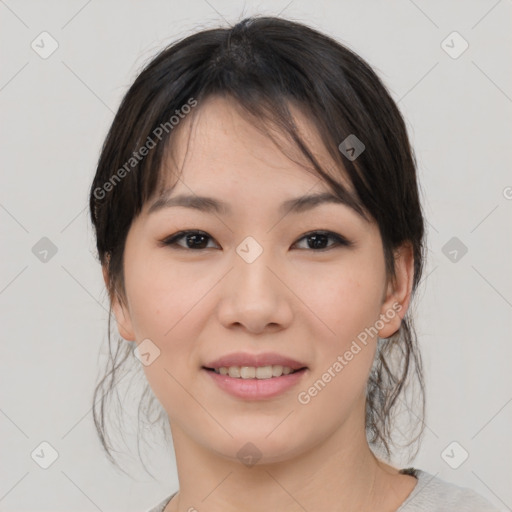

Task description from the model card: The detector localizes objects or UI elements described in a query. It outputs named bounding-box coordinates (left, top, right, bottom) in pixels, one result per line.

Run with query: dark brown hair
left=89, top=15, right=426, bottom=474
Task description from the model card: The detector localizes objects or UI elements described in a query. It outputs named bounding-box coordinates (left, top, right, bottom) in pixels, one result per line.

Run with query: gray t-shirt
left=145, top=468, right=499, bottom=512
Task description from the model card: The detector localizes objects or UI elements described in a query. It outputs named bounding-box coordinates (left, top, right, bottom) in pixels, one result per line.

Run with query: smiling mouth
left=202, top=365, right=307, bottom=379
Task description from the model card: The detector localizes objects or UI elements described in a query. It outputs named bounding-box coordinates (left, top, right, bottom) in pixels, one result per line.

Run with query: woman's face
left=108, top=96, right=411, bottom=464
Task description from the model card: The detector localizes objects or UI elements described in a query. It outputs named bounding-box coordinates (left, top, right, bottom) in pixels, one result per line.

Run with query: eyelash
left=160, top=230, right=353, bottom=252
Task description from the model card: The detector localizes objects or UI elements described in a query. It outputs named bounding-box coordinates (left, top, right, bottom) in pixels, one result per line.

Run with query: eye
left=161, top=230, right=352, bottom=251
left=161, top=230, right=219, bottom=250
left=293, top=230, right=353, bottom=251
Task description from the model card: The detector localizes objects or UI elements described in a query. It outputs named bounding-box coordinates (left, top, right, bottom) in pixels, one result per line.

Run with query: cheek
left=295, top=255, right=385, bottom=405
left=123, top=249, right=211, bottom=340
left=300, top=254, right=385, bottom=350
left=122, top=250, right=217, bottom=399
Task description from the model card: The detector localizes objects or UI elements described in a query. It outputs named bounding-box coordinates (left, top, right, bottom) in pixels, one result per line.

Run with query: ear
left=102, top=263, right=136, bottom=342
left=378, top=242, right=415, bottom=339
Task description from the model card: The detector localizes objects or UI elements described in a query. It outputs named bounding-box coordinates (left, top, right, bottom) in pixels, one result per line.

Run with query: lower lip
left=203, top=368, right=307, bottom=400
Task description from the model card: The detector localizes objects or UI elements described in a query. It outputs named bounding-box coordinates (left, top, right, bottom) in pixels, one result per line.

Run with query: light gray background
left=1, top=1, right=511, bottom=511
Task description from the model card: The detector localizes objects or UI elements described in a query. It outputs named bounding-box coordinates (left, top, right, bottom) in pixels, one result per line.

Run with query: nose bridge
left=234, top=234, right=279, bottom=300
left=236, top=234, right=267, bottom=267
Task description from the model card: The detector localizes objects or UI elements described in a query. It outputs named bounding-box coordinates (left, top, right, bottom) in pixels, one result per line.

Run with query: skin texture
left=106, top=96, right=418, bottom=511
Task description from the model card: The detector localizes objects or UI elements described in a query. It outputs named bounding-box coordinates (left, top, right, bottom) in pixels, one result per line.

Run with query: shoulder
left=144, top=473, right=500, bottom=512
left=144, top=491, right=177, bottom=512
left=397, top=469, right=500, bottom=512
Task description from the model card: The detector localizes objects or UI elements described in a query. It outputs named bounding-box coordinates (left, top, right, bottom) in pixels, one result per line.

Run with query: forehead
left=155, top=95, right=354, bottom=199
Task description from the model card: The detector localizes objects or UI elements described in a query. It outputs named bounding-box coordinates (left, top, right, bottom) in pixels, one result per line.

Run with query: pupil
left=309, top=234, right=327, bottom=249
left=188, top=234, right=207, bottom=249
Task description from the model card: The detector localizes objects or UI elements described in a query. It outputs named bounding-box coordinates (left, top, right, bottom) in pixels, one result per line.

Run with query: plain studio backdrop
left=1, top=1, right=511, bottom=511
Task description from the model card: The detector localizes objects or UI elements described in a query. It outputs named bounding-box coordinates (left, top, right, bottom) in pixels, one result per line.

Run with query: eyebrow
left=147, top=191, right=360, bottom=217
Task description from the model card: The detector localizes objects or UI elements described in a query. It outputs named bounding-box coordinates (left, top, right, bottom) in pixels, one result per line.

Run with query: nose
left=216, top=242, right=294, bottom=334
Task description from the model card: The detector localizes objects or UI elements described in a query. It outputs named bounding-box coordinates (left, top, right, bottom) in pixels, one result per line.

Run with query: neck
left=165, top=405, right=400, bottom=512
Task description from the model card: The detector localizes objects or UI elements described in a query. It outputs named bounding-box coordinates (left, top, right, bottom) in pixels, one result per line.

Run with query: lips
left=203, top=364, right=308, bottom=399
left=203, top=352, right=307, bottom=371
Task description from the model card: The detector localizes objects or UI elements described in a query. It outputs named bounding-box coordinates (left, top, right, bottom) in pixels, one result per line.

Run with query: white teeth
left=228, top=366, right=240, bottom=378
left=272, top=365, right=283, bottom=377
left=240, top=366, right=256, bottom=379
left=213, top=365, right=298, bottom=379
left=255, top=366, right=273, bottom=379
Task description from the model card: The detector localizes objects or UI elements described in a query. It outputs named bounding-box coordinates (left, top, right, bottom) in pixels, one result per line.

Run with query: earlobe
left=378, top=243, right=415, bottom=339
left=102, top=264, right=136, bottom=342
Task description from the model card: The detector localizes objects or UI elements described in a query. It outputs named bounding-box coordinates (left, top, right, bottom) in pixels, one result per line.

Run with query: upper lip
left=203, top=352, right=307, bottom=370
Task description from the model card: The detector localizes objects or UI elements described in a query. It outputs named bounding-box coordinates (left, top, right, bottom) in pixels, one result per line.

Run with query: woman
left=89, top=16, right=498, bottom=512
